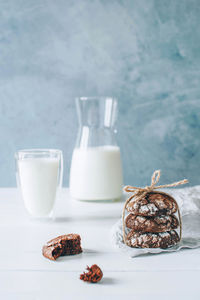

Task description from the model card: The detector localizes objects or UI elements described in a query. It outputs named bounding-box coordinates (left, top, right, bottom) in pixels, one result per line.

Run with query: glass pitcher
left=69, top=97, right=123, bottom=201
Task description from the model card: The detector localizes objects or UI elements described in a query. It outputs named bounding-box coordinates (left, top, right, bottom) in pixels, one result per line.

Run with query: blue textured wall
left=0, top=0, right=200, bottom=186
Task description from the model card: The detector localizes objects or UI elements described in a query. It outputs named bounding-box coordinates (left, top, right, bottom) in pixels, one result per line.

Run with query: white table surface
left=1, top=188, right=200, bottom=300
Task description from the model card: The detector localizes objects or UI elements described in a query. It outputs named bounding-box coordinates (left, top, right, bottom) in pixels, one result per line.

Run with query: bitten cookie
left=125, top=214, right=179, bottom=233
left=42, top=234, right=82, bottom=261
left=126, top=192, right=178, bottom=216
left=126, top=230, right=179, bottom=249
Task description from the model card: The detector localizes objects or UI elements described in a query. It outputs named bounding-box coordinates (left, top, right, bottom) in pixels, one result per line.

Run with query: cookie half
left=127, top=192, right=177, bottom=216
left=42, top=234, right=82, bottom=260
left=126, top=230, right=179, bottom=249
left=125, top=214, right=179, bottom=233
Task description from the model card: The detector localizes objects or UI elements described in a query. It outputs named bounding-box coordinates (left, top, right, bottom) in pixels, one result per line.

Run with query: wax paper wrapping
left=111, top=186, right=200, bottom=257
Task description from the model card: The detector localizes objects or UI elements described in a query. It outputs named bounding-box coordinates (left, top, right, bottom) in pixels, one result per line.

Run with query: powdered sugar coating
left=127, top=192, right=177, bottom=216
left=125, top=214, right=179, bottom=232
left=127, top=230, right=179, bottom=249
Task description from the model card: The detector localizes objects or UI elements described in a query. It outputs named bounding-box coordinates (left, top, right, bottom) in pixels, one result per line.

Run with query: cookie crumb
left=80, top=264, right=103, bottom=283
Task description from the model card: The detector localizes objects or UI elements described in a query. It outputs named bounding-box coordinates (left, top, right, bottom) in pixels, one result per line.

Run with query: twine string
left=122, top=170, right=188, bottom=246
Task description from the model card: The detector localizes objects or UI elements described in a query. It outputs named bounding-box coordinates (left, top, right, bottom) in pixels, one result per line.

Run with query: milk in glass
left=16, top=149, right=63, bottom=218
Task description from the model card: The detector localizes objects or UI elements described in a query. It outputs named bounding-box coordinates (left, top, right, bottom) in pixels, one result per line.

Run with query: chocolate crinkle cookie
left=125, top=214, right=179, bottom=233
left=126, top=192, right=178, bottom=217
left=42, top=234, right=82, bottom=261
left=126, top=230, right=179, bottom=249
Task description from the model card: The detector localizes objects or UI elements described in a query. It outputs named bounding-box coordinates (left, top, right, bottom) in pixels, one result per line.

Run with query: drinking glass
left=15, top=149, right=63, bottom=219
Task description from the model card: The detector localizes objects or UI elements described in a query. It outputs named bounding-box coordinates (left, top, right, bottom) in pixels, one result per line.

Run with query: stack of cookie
left=125, top=192, right=180, bottom=249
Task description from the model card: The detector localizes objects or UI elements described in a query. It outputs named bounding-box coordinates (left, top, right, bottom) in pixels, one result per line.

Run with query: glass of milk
left=69, top=97, right=123, bottom=201
left=15, top=149, right=63, bottom=219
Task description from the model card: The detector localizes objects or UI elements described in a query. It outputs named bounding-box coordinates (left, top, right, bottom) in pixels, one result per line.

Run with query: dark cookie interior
left=42, top=234, right=82, bottom=260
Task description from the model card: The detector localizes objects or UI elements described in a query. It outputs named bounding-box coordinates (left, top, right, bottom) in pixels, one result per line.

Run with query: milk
left=69, top=146, right=123, bottom=200
left=18, top=158, right=59, bottom=217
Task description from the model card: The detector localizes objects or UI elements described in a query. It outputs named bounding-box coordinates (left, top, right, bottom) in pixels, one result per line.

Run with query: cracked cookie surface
left=125, top=214, right=179, bottom=232
left=126, top=230, right=179, bottom=248
left=126, top=192, right=178, bottom=216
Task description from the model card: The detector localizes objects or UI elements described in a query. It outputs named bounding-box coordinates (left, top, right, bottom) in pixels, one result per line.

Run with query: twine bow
left=122, top=170, right=188, bottom=246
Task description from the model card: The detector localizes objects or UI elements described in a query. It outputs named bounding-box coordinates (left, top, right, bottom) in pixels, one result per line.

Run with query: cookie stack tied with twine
left=122, top=170, right=188, bottom=249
